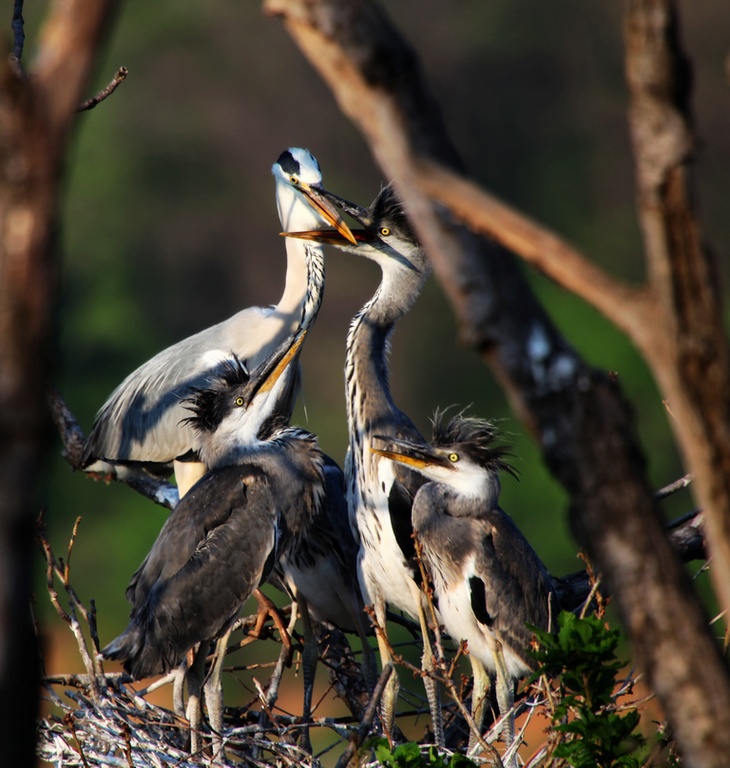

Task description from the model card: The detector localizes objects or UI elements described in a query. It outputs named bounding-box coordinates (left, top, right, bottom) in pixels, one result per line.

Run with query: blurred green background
left=34, top=0, right=727, bottom=733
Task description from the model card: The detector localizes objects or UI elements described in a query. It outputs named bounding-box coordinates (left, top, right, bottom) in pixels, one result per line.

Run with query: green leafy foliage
left=370, top=738, right=477, bottom=768
left=530, top=611, right=646, bottom=768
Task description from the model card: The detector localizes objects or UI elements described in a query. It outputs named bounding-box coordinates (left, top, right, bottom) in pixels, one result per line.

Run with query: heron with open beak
left=84, top=148, right=355, bottom=498
left=284, top=186, right=447, bottom=741
left=102, top=326, right=326, bottom=755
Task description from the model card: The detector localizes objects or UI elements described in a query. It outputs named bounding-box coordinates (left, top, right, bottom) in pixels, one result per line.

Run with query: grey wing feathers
left=281, top=457, right=365, bottom=631
left=471, top=510, right=557, bottom=664
left=103, top=465, right=279, bottom=679
left=84, top=305, right=300, bottom=466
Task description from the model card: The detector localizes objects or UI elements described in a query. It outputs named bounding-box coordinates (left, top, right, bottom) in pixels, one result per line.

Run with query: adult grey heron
left=84, top=148, right=354, bottom=497
left=373, top=413, right=558, bottom=763
left=285, top=186, right=444, bottom=741
left=102, top=327, right=325, bottom=753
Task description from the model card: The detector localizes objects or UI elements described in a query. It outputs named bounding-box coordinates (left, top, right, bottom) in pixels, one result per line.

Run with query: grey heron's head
left=272, top=148, right=356, bottom=242
left=371, top=412, right=515, bottom=503
left=183, top=330, right=307, bottom=463
left=281, top=184, right=430, bottom=279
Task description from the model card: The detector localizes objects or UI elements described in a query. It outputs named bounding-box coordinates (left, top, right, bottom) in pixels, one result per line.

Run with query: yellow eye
left=379, top=227, right=391, bottom=237
left=448, top=453, right=459, bottom=463
left=290, top=175, right=298, bottom=184
left=235, top=397, right=244, bottom=407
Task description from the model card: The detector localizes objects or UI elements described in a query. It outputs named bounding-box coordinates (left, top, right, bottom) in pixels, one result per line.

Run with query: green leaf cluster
left=370, top=739, right=477, bottom=768
left=530, top=611, right=646, bottom=768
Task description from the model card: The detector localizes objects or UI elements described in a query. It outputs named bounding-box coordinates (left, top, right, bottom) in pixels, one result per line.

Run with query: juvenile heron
left=373, top=414, right=558, bottom=763
left=285, top=187, right=444, bottom=740
left=84, top=148, right=354, bottom=497
left=102, top=327, right=325, bottom=753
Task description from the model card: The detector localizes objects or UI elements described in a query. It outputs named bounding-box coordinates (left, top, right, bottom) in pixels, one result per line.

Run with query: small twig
left=9, top=0, right=24, bottom=75
left=120, top=722, right=134, bottom=768
left=37, top=516, right=103, bottom=700
left=64, top=516, right=82, bottom=585
left=654, top=473, right=692, bottom=501
left=335, top=663, right=394, bottom=768
left=77, top=66, right=129, bottom=112
left=43, top=672, right=129, bottom=687
left=64, top=713, right=91, bottom=768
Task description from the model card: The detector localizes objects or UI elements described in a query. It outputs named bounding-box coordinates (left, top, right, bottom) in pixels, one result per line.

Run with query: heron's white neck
left=275, top=184, right=327, bottom=321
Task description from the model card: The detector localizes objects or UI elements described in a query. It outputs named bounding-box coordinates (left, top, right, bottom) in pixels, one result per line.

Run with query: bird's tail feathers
left=101, top=624, right=168, bottom=680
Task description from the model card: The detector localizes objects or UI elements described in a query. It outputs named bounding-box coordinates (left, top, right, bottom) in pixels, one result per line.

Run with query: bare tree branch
left=624, top=0, right=730, bottom=639
left=48, top=388, right=179, bottom=511
left=265, top=1, right=730, bottom=764
left=413, top=157, right=649, bottom=342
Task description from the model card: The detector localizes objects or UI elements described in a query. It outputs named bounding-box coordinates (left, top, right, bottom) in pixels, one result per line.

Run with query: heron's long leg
left=352, top=607, right=377, bottom=694
left=296, top=595, right=316, bottom=754
left=185, top=643, right=209, bottom=755
left=173, top=661, right=188, bottom=716
left=372, top=595, right=400, bottom=741
left=414, top=588, right=444, bottom=746
left=204, top=626, right=234, bottom=761
left=468, top=656, right=490, bottom=754
left=494, top=642, right=517, bottom=768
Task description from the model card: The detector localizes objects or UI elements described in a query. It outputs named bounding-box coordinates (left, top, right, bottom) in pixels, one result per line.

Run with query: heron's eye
left=379, top=227, right=391, bottom=237
left=235, top=397, right=245, bottom=407
left=448, top=453, right=459, bottom=463
left=290, top=175, right=299, bottom=185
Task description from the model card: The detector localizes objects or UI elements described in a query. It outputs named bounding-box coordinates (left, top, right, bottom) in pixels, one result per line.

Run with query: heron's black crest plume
left=276, top=149, right=320, bottom=177
left=430, top=410, right=518, bottom=479
left=370, top=185, right=417, bottom=244
left=182, top=356, right=249, bottom=434
left=276, top=150, right=300, bottom=176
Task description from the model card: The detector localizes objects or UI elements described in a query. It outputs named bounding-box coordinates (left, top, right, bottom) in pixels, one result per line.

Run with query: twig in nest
left=335, top=663, right=393, bottom=768
left=37, top=513, right=104, bottom=698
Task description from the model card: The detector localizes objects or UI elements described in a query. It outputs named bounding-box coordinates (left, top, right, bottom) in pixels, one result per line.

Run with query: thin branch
left=48, top=387, right=179, bottom=511
left=77, top=66, right=128, bottom=112
left=655, top=473, right=692, bottom=500
left=413, top=157, right=651, bottom=344
left=37, top=514, right=102, bottom=700
left=335, top=663, right=393, bottom=768
left=10, top=0, right=24, bottom=72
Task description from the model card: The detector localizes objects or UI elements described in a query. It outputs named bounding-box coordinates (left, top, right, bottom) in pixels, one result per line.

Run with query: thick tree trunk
left=624, top=0, right=730, bottom=632
left=0, top=3, right=117, bottom=761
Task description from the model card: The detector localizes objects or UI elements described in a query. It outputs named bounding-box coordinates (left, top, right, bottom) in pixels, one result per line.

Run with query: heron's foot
left=379, top=671, right=401, bottom=743
left=252, top=589, right=294, bottom=665
left=423, top=672, right=444, bottom=747
left=85, top=470, right=115, bottom=484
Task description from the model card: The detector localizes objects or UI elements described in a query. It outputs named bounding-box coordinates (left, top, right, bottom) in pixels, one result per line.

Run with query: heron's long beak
left=281, top=228, right=376, bottom=246
left=242, top=330, right=307, bottom=405
left=370, top=435, right=453, bottom=470
left=294, top=182, right=358, bottom=245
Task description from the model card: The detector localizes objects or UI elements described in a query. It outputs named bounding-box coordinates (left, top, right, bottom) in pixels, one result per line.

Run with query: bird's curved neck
left=347, top=307, right=395, bottom=425
left=345, top=279, right=419, bottom=446
left=277, top=239, right=325, bottom=329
